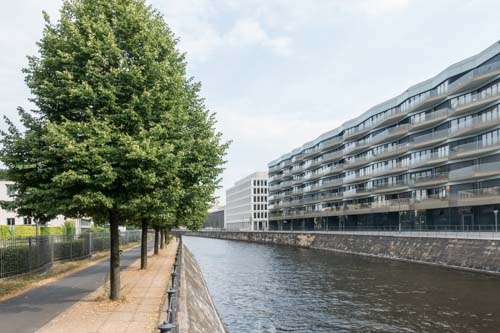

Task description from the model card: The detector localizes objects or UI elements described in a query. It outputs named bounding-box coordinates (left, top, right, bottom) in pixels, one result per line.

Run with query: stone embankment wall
left=184, top=231, right=500, bottom=275
left=177, top=245, right=227, bottom=333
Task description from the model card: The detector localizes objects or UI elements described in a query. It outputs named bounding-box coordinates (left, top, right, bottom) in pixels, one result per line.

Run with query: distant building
left=203, top=206, right=225, bottom=229
left=0, top=179, right=92, bottom=233
left=225, top=172, right=268, bottom=231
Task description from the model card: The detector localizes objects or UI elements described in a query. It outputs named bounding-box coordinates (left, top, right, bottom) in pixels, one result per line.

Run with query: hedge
left=0, top=226, right=63, bottom=239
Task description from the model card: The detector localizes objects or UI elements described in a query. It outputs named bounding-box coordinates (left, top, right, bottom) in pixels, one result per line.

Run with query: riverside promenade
left=37, top=241, right=176, bottom=333
left=0, top=241, right=174, bottom=333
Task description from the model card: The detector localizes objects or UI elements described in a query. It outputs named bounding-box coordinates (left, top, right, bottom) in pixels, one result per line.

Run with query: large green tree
left=1, top=0, right=227, bottom=300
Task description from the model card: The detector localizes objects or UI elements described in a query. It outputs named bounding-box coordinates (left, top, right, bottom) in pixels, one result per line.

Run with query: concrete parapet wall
left=178, top=245, right=227, bottom=333
left=184, top=231, right=500, bottom=275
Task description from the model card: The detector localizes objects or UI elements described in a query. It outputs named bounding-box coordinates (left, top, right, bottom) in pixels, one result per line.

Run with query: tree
left=0, top=0, right=227, bottom=300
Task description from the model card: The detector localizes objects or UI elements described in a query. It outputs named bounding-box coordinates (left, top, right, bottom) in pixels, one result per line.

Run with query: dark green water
left=184, top=236, right=500, bottom=333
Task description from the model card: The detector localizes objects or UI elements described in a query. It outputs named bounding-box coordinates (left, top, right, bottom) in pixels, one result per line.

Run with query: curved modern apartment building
left=268, top=41, right=500, bottom=231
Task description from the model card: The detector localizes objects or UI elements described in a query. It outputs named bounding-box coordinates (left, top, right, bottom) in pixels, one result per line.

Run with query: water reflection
left=184, top=236, right=500, bottom=333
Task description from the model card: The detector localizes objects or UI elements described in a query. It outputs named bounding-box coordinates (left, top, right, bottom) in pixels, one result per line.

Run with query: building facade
left=203, top=206, right=225, bottom=229
left=268, top=41, right=500, bottom=231
left=0, top=180, right=92, bottom=233
left=225, top=172, right=269, bottom=231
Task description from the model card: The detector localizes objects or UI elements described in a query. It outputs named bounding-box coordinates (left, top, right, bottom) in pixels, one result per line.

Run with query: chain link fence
left=0, top=230, right=141, bottom=279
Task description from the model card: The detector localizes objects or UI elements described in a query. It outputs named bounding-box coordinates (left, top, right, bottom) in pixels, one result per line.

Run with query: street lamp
left=494, top=209, right=498, bottom=233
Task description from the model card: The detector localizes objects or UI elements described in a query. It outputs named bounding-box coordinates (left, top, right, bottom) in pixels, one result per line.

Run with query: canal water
left=184, top=236, right=500, bottom=333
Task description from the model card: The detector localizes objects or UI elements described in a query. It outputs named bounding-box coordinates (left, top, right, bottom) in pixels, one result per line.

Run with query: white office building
left=225, top=172, right=269, bottom=231
left=0, top=179, right=92, bottom=233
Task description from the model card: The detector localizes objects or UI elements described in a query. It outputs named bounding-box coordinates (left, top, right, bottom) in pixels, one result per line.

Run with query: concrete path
left=37, top=242, right=176, bottom=333
left=0, top=244, right=151, bottom=333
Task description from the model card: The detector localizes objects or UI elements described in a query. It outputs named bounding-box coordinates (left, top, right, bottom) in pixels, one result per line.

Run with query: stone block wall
left=184, top=231, right=500, bottom=274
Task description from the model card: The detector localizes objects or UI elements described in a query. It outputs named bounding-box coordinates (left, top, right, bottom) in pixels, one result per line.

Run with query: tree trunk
left=109, top=210, right=121, bottom=300
left=160, top=227, right=165, bottom=250
left=140, top=219, right=148, bottom=270
left=154, top=227, right=159, bottom=255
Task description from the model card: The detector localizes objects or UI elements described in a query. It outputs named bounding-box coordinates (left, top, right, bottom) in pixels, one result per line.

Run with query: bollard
left=158, top=322, right=176, bottom=333
left=167, top=288, right=177, bottom=305
left=171, top=271, right=178, bottom=287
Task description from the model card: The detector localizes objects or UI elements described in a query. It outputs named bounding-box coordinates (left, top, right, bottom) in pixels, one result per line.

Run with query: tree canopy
left=0, top=0, right=228, bottom=299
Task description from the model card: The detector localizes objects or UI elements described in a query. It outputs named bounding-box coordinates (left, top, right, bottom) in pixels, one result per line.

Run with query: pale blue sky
left=1, top=0, right=499, bottom=204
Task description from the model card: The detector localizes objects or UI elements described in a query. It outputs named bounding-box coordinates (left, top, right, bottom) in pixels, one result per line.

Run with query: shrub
left=60, top=221, right=76, bottom=236
left=40, top=227, right=63, bottom=236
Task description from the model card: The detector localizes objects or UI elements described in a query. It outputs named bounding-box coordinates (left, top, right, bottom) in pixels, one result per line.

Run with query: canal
left=184, top=236, right=500, bottom=333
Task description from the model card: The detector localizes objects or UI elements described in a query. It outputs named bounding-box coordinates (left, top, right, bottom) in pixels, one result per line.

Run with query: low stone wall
left=178, top=245, right=227, bottom=333
left=184, top=231, right=500, bottom=275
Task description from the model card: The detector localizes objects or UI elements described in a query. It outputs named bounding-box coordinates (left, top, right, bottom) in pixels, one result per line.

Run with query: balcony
left=343, top=126, right=371, bottom=141
left=280, top=180, right=293, bottom=189
left=320, top=136, right=343, bottom=150
left=344, top=139, right=373, bottom=156
left=343, top=198, right=411, bottom=215
left=409, top=89, right=449, bottom=114
left=372, top=180, right=409, bottom=194
left=321, top=150, right=344, bottom=163
left=372, top=107, right=408, bottom=130
left=409, top=152, right=448, bottom=169
left=343, top=172, right=371, bottom=184
left=457, top=186, right=500, bottom=207
left=372, top=180, right=408, bottom=194
left=304, top=158, right=323, bottom=171
left=343, top=187, right=372, bottom=198
left=413, top=195, right=449, bottom=210
left=411, top=128, right=449, bottom=149
left=452, top=89, right=500, bottom=116
left=372, top=143, right=410, bottom=161
left=448, top=60, right=500, bottom=95
left=449, top=161, right=500, bottom=181
left=450, top=140, right=500, bottom=159
left=320, top=178, right=343, bottom=190
left=291, top=165, right=305, bottom=175
left=371, top=162, right=409, bottom=177
left=410, top=108, right=451, bottom=131
left=345, top=154, right=375, bottom=169
left=410, top=173, right=448, bottom=188
left=301, top=147, right=322, bottom=160
left=449, top=116, right=500, bottom=139
left=372, top=124, right=410, bottom=145
left=269, top=164, right=281, bottom=175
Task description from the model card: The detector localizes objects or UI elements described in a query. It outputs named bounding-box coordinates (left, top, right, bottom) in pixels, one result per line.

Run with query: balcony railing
left=409, top=152, right=448, bottom=168
left=452, top=88, right=500, bottom=115
left=372, top=179, right=409, bottom=192
left=372, top=143, right=410, bottom=161
left=411, top=128, right=449, bottom=147
left=345, top=154, right=374, bottom=168
left=448, top=60, right=500, bottom=94
left=320, top=136, right=343, bottom=149
left=322, top=150, right=343, bottom=163
left=343, top=187, right=371, bottom=198
left=372, top=124, right=410, bottom=144
left=449, top=115, right=500, bottom=138
left=410, top=173, right=448, bottom=186
left=450, top=139, right=500, bottom=159
left=410, top=108, right=450, bottom=129
left=449, top=161, right=500, bottom=181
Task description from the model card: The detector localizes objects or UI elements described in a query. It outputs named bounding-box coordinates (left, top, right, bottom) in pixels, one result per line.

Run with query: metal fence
left=158, top=235, right=182, bottom=333
left=265, top=224, right=500, bottom=240
left=0, top=230, right=141, bottom=279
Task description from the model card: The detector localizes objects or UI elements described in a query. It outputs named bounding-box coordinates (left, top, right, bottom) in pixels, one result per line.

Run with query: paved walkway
left=0, top=243, right=152, bottom=333
left=36, top=241, right=176, bottom=333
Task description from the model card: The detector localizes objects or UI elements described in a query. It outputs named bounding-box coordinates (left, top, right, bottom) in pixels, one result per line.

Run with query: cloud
left=226, top=18, right=291, bottom=55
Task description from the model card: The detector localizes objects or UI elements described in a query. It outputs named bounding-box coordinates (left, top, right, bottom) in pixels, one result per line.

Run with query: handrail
left=158, top=235, right=183, bottom=333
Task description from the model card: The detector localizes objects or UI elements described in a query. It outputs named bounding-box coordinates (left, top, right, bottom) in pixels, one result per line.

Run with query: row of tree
left=0, top=0, right=228, bottom=300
